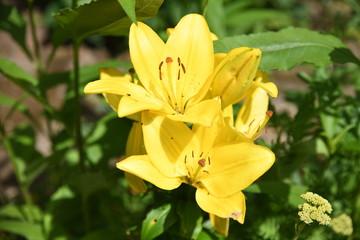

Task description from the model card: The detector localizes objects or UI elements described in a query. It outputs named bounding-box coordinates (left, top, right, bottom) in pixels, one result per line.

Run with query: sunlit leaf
left=214, top=27, right=360, bottom=70
left=141, top=203, right=176, bottom=240
left=0, top=3, right=31, bottom=58
left=0, top=220, right=45, bottom=240
left=118, top=0, right=137, bottom=23
left=54, top=0, right=164, bottom=40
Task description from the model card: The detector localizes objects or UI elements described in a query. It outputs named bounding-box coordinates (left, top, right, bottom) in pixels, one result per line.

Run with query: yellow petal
left=196, top=188, right=246, bottom=224
left=214, top=53, right=227, bottom=68
left=222, top=104, right=234, bottom=126
left=202, top=142, right=275, bottom=197
left=210, top=47, right=261, bottom=108
left=124, top=172, right=147, bottom=193
left=210, top=214, right=229, bottom=237
left=235, top=87, right=270, bottom=139
left=129, top=22, right=166, bottom=100
left=167, top=27, right=219, bottom=40
left=167, top=98, right=221, bottom=127
left=117, top=96, right=164, bottom=117
left=125, top=122, right=146, bottom=156
left=103, top=93, right=121, bottom=112
left=252, top=71, right=278, bottom=98
left=117, top=155, right=182, bottom=190
left=99, top=68, right=129, bottom=80
left=142, top=112, right=197, bottom=178
left=164, top=14, right=214, bottom=104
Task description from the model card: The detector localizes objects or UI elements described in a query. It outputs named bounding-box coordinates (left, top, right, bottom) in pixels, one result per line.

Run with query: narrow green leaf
left=0, top=220, right=45, bottom=240
left=0, top=58, right=43, bottom=102
left=0, top=3, right=31, bottom=58
left=176, top=202, right=203, bottom=239
left=141, top=203, right=176, bottom=240
left=214, top=27, right=360, bottom=70
left=0, top=204, right=43, bottom=222
left=54, top=0, right=164, bottom=40
left=118, top=0, right=137, bottom=23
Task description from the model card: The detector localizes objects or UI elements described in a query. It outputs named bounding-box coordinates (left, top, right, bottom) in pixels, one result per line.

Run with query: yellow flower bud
left=210, top=47, right=261, bottom=109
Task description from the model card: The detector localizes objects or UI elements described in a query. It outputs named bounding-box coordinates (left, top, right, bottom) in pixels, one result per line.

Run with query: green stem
left=27, top=0, right=43, bottom=75
left=2, top=133, right=35, bottom=223
left=202, top=0, right=209, bottom=16
left=292, top=222, right=306, bottom=240
left=72, top=40, right=85, bottom=171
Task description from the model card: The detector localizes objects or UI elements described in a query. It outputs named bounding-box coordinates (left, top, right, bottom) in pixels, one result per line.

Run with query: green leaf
left=118, top=0, right=137, bottom=23
left=176, top=202, right=203, bottom=239
left=0, top=220, right=45, bottom=240
left=205, top=0, right=226, bottom=38
left=0, top=3, right=31, bottom=58
left=244, top=181, right=308, bottom=207
left=0, top=58, right=43, bottom=103
left=141, top=203, right=176, bottom=240
left=214, top=27, right=360, bottom=70
left=54, top=0, right=164, bottom=40
left=0, top=204, right=43, bottom=222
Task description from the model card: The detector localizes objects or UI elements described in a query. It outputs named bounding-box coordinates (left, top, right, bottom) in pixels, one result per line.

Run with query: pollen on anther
left=266, top=110, right=273, bottom=117
left=198, top=158, right=206, bottom=167
left=177, top=57, right=181, bottom=66
left=166, top=57, right=173, bottom=63
left=177, top=69, right=180, bottom=80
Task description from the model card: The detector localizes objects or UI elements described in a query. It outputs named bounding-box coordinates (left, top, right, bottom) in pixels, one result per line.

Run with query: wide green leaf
left=118, top=0, right=137, bottom=23
left=0, top=3, right=31, bottom=58
left=141, top=203, right=176, bottom=240
left=0, top=220, right=45, bottom=240
left=214, top=27, right=360, bottom=70
left=54, top=0, right=164, bottom=40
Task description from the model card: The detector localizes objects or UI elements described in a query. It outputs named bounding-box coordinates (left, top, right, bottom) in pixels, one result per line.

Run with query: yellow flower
left=235, top=71, right=278, bottom=140
left=298, top=192, right=332, bottom=225
left=331, top=213, right=353, bottom=236
left=84, top=14, right=221, bottom=126
left=117, top=112, right=275, bottom=223
left=209, top=47, right=262, bottom=109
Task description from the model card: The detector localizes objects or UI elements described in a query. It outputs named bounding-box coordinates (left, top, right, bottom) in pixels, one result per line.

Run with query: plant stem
left=202, top=0, right=209, bottom=16
left=27, top=0, right=43, bottom=75
left=72, top=40, right=85, bottom=172
left=2, top=133, right=35, bottom=223
left=292, top=222, right=306, bottom=240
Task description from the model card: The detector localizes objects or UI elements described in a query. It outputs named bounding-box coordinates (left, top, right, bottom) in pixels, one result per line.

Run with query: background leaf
left=214, top=27, right=360, bottom=70
left=54, top=0, right=164, bottom=40
left=0, top=3, right=31, bottom=58
left=141, top=203, right=176, bottom=240
left=0, top=220, right=44, bottom=240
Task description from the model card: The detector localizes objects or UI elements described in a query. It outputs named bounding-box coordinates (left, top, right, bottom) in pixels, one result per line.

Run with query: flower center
left=181, top=150, right=210, bottom=186
left=158, top=56, right=187, bottom=113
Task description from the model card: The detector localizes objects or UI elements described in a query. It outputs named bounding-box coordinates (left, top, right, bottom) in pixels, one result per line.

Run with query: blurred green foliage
left=0, top=0, right=359, bottom=239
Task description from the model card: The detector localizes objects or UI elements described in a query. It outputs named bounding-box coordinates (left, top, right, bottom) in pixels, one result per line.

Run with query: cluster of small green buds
left=331, top=213, right=353, bottom=236
left=298, top=192, right=332, bottom=225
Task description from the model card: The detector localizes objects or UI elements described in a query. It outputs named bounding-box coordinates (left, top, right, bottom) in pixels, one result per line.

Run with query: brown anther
left=181, top=63, right=186, bottom=73
left=249, top=119, right=256, bottom=127
left=129, top=68, right=135, bottom=74
left=159, top=70, right=162, bottom=80
left=127, top=93, right=131, bottom=96
left=203, top=170, right=209, bottom=174
left=266, top=110, right=273, bottom=117
left=198, top=158, right=206, bottom=167
left=166, top=57, right=173, bottom=63
left=177, top=69, right=180, bottom=80
left=199, top=152, right=203, bottom=157
left=184, top=155, right=187, bottom=163
left=177, top=57, right=181, bottom=66
left=208, top=156, right=211, bottom=165
left=192, top=151, right=194, bottom=158
left=159, top=61, right=164, bottom=70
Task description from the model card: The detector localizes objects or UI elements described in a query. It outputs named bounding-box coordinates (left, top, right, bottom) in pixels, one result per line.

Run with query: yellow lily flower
left=124, top=121, right=147, bottom=193
left=84, top=14, right=221, bottom=126
left=117, top=112, right=275, bottom=223
left=209, top=47, right=262, bottom=109
left=235, top=71, right=278, bottom=140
